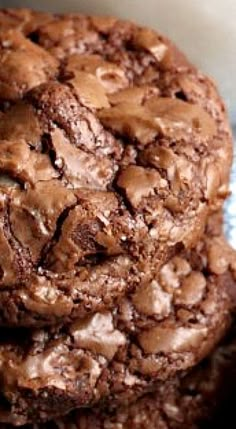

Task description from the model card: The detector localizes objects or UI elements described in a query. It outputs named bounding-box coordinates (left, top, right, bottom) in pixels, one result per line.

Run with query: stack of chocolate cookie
left=0, top=8, right=235, bottom=428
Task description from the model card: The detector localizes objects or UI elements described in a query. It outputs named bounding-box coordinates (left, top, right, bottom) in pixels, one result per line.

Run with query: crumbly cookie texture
left=0, top=10, right=233, bottom=327
left=11, top=326, right=236, bottom=429
left=0, top=226, right=234, bottom=425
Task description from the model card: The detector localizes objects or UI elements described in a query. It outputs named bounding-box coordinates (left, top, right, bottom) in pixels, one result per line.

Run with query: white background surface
left=2, top=0, right=236, bottom=123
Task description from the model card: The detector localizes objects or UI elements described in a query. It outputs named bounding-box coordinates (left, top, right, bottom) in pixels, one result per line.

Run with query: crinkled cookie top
left=0, top=9, right=232, bottom=327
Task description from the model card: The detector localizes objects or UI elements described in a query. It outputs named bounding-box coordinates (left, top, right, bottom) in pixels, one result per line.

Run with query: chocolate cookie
left=27, top=325, right=236, bottom=429
left=0, top=10, right=233, bottom=327
left=0, top=8, right=52, bottom=35
left=0, top=228, right=233, bottom=425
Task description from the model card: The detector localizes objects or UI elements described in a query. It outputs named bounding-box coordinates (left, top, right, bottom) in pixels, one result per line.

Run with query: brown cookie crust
left=0, top=227, right=234, bottom=425
left=44, top=326, right=236, bottom=429
left=0, top=10, right=233, bottom=327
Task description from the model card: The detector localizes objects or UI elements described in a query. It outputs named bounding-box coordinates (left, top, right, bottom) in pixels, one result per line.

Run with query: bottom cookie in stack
left=41, top=324, right=236, bottom=429
left=1, top=323, right=236, bottom=429
left=0, top=216, right=234, bottom=426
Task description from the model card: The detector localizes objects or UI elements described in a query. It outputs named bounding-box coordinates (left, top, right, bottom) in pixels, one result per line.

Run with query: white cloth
left=225, top=128, right=236, bottom=248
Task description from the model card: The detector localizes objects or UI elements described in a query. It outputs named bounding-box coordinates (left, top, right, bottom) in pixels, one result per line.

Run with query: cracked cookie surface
left=10, top=325, right=236, bottom=429
left=0, top=225, right=234, bottom=425
left=0, top=9, right=233, bottom=327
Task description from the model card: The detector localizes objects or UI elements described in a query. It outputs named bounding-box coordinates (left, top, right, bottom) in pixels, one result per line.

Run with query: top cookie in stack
left=0, top=8, right=232, bottom=328
left=0, top=8, right=234, bottom=427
